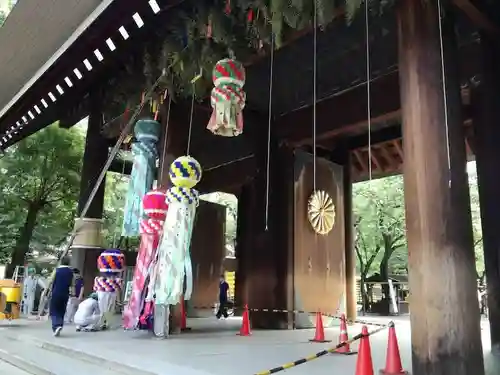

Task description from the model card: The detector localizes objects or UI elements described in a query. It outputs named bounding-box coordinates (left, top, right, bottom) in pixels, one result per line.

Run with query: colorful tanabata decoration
left=153, top=156, right=202, bottom=337
left=207, top=58, right=246, bottom=137
left=122, top=119, right=160, bottom=237
left=123, top=190, right=168, bottom=330
left=94, top=249, right=125, bottom=328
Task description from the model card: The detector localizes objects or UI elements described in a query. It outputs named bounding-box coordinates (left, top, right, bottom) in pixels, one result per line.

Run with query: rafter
left=351, top=134, right=476, bottom=181
left=453, top=0, right=500, bottom=36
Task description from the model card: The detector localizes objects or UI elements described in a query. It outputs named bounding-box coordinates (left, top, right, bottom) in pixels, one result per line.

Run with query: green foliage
left=353, top=175, right=406, bottom=281
left=344, top=0, right=395, bottom=23
left=0, top=123, right=139, bottom=268
left=104, top=0, right=396, bottom=113
left=467, top=162, right=484, bottom=278
left=0, top=11, right=5, bottom=26
left=0, top=124, right=84, bottom=268
left=101, top=170, right=135, bottom=249
left=354, top=163, right=486, bottom=284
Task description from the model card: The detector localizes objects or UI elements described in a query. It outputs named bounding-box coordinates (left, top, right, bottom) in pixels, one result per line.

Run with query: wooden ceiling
left=350, top=120, right=476, bottom=182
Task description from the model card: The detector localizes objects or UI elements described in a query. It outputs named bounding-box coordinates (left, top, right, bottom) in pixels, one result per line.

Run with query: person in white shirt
left=74, top=293, right=100, bottom=332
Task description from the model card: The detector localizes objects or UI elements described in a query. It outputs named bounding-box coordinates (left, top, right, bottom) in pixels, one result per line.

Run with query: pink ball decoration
left=142, top=189, right=168, bottom=220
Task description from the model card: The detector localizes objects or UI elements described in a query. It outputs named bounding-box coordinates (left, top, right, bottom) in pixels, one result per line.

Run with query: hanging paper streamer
left=207, top=58, right=246, bottom=137
left=95, top=249, right=125, bottom=328
left=123, top=190, right=168, bottom=330
left=122, top=119, right=160, bottom=237
left=94, top=276, right=123, bottom=292
left=154, top=156, right=202, bottom=316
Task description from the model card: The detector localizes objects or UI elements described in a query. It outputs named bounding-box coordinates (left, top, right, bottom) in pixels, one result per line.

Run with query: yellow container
left=224, top=271, right=235, bottom=300
left=0, top=279, right=21, bottom=320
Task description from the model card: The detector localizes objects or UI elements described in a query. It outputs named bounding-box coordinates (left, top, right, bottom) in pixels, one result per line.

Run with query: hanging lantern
left=207, top=58, right=246, bottom=137
left=97, top=249, right=126, bottom=275
left=143, top=189, right=169, bottom=221
left=169, top=156, right=202, bottom=189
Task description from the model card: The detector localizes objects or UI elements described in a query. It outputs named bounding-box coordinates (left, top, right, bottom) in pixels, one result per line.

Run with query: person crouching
left=74, top=293, right=100, bottom=332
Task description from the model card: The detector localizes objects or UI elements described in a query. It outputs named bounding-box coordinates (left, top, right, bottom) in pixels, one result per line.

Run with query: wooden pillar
left=71, top=90, right=107, bottom=293
left=343, top=152, right=356, bottom=322
left=397, top=1, right=483, bottom=374
left=474, top=33, right=500, bottom=350
left=76, top=93, right=106, bottom=218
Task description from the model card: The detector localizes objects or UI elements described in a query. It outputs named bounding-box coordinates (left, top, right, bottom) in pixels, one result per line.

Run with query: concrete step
left=0, top=335, right=126, bottom=375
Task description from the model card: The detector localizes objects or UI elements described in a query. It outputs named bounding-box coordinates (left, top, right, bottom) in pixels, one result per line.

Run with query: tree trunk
left=5, top=203, right=41, bottom=278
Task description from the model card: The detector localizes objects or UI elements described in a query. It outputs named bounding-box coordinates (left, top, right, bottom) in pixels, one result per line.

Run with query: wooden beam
left=197, top=156, right=257, bottom=194
left=379, top=145, right=396, bottom=170
left=453, top=0, right=500, bottom=36
left=392, top=139, right=404, bottom=161
left=353, top=150, right=367, bottom=173
left=276, top=72, right=402, bottom=145
left=370, top=150, right=382, bottom=172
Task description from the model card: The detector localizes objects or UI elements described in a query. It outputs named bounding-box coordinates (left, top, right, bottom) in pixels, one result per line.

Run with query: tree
left=353, top=175, right=407, bottom=311
left=0, top=124, right=84, bottom=276
left=353, top=162, right=485, bottom=313
left=101, top=169, right=137, bottom=250
left=0, top=11, right=6, bottom=26
left=467, top=162, right=485, bottom=281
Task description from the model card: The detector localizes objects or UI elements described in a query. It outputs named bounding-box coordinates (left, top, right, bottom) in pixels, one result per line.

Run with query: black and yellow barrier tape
left=190, top=304, right=388, bottom=328
left=252, top=323, right=389, bottom=375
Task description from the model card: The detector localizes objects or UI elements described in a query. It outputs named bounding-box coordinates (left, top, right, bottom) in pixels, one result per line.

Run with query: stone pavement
left=0, top=358, right=31, bottom=375
left=0, top=315, right=498, bottom=375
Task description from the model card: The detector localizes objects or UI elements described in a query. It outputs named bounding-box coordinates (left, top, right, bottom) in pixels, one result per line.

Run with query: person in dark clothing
left=216, top=275, right=229, bottom=319
left=49, top=256, right=74, bottom=336
left=65, top=268, right=84, bottom=323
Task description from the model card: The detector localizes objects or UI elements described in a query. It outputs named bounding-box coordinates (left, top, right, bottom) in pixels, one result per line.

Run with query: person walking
left=49, top=257, right=74, bottom=336
left=65, top=268, right=84, bottom=323
left=216, top=274, right=229, bottom=319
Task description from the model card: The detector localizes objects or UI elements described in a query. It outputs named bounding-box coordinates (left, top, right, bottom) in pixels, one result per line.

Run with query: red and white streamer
left=122, top=218, right=163, bottom=329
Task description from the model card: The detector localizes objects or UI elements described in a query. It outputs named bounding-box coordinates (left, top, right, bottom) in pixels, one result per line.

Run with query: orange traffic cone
left=379, top=322, right=408, bottom=375
left=309, top=311, right=331, bottom=343
left=180, top=295, right=191, bottom=332
left=237, top=304, right=251, bottom=336
left=333, top=313, right=357, bottom=355
left=354, top=326, right=374, bottom=375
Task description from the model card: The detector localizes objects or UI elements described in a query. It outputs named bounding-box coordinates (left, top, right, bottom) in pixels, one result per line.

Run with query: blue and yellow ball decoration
left=166, top=186, right=200, bottom=207
left=169, top=156, right=202, bottom=189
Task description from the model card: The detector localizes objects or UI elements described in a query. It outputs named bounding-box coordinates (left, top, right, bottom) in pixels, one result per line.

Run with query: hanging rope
left=159, top=89, right=172, bottom=184
left=312, top=0, right=318, bottom=192
left=264, top=34, right=275, bottom=231
left=365, top=0, right=373, bottom=182
left=436, top=0, right=452, bottom=184
left=186, top=83, right=196, bottom=155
